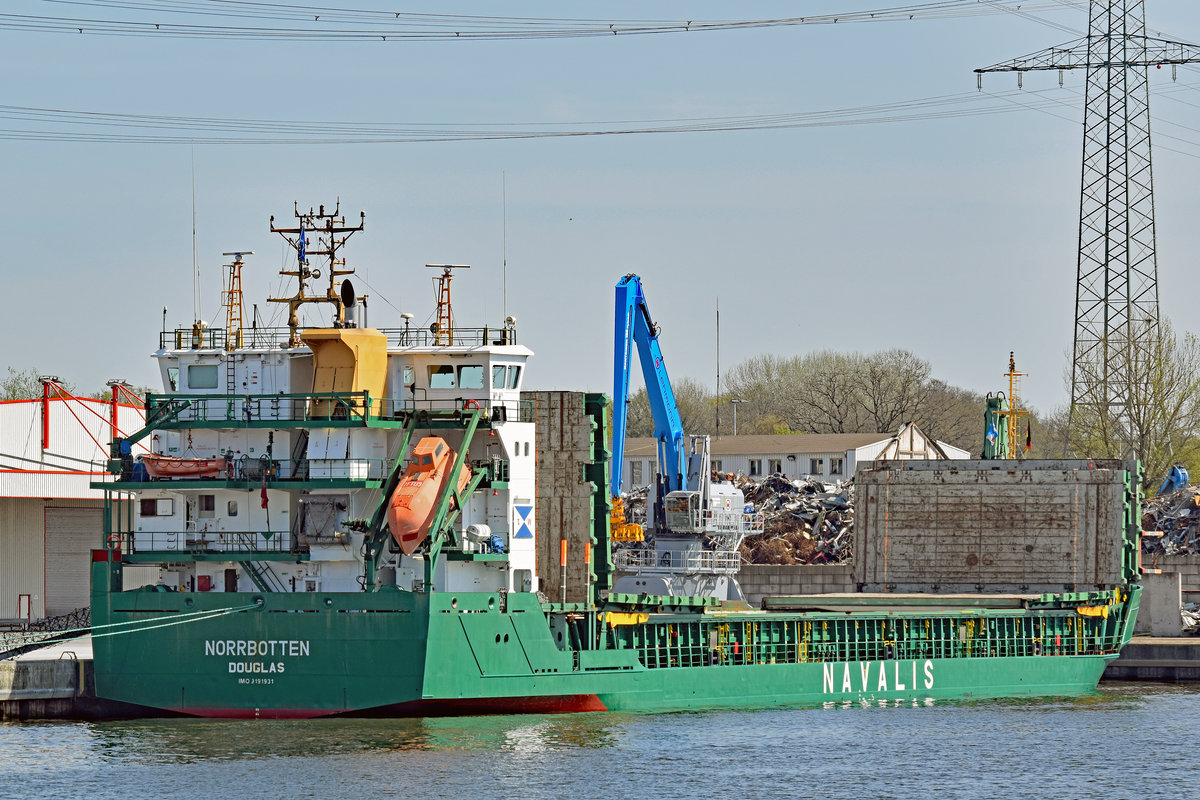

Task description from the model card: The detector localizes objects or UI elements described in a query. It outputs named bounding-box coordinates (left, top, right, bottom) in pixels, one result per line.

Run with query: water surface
left=3, top=683, right=1194, bottom=799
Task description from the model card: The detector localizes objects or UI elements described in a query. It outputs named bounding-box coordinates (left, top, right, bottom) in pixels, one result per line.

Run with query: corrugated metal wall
left=0, top=498, right=103, bottom=620
left=0, top=398, right=145, bottom=499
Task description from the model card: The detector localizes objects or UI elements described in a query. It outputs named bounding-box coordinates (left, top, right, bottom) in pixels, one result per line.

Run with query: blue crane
left=611, top=274, right=686, bottom=503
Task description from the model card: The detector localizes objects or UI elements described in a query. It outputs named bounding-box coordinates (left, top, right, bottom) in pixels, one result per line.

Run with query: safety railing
left=607, top=611, right=1129, bottom=670
left=160, top=325, right=518, bottom=350
left=131, top=456, right=389, bottom=483
left=692, top=509, right=764, bottom=535
left=146, top=391, right=374, bottom=425
left=111, top=529, right=292, bottom=555
left=612, top=548, right=742, bottom=575
left=142, top=393, right=535, bottom=426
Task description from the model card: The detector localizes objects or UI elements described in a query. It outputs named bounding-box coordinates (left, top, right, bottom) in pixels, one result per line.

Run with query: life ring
left=463, top=399, right=480, bottom=411
left=107, top=533, right=122, bottom=548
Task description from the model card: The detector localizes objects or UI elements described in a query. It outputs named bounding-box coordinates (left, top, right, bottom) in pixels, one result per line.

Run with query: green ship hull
left=91, top=556, right=1141, bottom=718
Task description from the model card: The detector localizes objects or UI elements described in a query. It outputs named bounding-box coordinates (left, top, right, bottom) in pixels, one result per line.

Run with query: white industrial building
left=0, top=391, right=145, bottom=622
left=619, top=422, right=970, bottom=492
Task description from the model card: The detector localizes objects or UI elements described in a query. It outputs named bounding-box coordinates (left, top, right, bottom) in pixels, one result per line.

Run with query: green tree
left=1063, top=317, right=1200, bottom=488
left=624, top=377, right=715, bottom=437
left=1, top=367, right=75, bottom=400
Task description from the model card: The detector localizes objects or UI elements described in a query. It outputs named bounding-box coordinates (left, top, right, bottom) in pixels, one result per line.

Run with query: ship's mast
left=221, top=251, right=252, bottom=350
left=269, top=202, right=364, bottom=347
left=1002, top=352, right=1030, bottom=459
left=426, top=264, right=469, bottom=346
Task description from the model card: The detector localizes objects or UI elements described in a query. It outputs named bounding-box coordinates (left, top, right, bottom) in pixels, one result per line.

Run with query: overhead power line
left=8, top=1, right=1086, bottom=41
left=0, top=89, right=1079, bottom=144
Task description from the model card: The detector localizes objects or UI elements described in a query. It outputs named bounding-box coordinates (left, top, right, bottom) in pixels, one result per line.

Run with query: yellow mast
left=1002, top=352, right=1031, bottom=458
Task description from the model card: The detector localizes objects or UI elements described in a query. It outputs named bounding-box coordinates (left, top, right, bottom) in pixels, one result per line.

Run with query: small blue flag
left=298, top=228, right=307, bottom=264
left=986, top=420, right=998, bottom=444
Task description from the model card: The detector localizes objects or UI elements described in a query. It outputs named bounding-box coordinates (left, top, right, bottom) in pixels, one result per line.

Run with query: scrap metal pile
left=617, top=474, right=854, bottom=565
left=736, top=475, right=854, bottom=565
left=1141, top=487, right=1200, bottom=556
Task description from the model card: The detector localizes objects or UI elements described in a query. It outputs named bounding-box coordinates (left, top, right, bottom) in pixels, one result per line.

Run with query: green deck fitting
left=542, top=603, right=592, bottom=614
left=424, top=409, right=485, bottom=589
left=362, top=412, right=419, bottom=585
left=605, top=592, right=720, bottom=610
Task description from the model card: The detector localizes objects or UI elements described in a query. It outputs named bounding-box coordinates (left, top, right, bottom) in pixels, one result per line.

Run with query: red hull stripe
left=171, top=694, right=608, bottom=719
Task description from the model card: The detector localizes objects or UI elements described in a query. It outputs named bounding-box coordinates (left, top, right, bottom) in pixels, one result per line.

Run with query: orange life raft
left=387, top=437, right=471, bottom=555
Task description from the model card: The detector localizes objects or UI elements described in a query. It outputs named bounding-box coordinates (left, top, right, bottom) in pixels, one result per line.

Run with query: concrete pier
left=1, top=636, right=154, bottom=720
left=1104, top=636, right=1200, bottom=682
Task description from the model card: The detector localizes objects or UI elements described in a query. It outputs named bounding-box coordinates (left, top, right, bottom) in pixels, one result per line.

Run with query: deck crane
left=611, top=274, right=686, bottom=536
left=609, top=274, right=762, bottom=601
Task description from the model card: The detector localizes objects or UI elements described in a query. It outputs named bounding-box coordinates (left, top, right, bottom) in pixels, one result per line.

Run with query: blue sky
left=3, top=1, right=1199, bottom=417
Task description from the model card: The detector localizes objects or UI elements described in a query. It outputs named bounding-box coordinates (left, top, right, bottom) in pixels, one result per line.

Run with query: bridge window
left=428, top=365, right=456, bottom=389
left=187, top=364, right=219, bottom=389
left=140, top=498, right=173, bottom=517
left=458, top=364, right=484, bottom=389
left=493, top=365, right=507, bottom=388
left=507, top=366, right=522, bottom=389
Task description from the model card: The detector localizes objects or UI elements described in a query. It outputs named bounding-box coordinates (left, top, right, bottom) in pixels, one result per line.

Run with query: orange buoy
left=388, top=437, right=471, bottom=555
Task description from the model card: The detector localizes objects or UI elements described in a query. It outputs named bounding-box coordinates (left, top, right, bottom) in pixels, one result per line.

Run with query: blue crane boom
left=611, top=274, right=685, bottom=499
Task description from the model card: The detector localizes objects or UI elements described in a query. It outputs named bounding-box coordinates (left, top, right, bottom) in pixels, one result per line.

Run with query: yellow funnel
left=301, top=328, right=388, bottom=418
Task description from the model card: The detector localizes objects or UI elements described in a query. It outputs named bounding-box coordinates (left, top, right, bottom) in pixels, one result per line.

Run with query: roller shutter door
left=45, top=507, right=102, bottom=616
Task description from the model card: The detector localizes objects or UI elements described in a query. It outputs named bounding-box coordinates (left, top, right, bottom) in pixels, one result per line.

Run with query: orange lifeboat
left=141, top=454, right=225, bottom=480
left=388, top=437, right=471, bottom=555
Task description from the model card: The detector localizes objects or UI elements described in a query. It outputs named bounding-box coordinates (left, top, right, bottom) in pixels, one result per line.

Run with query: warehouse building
left=0, top=387, right=144, bottom=623
left=619, top=422, right=969, bottom=492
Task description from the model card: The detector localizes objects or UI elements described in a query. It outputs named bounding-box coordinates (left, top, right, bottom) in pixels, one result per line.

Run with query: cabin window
left=166, top=367, right=179, bottom=391
left=830, top=458, right=845, bottom=476
left=810, top=458, right=824, bottom=475
left=458, top=364, right=484, bottom=390
left=769, top=459, right=782, bottom=474
left=422, top=455, right=433, bottom=465
left=198, top=494, right=216, bottom=518
left=507, top=366, right=522, bottom=389
left=749, top=460, right=762, bottom=476
left=140, top=498, right=173, bottom=517
left=402, top=366, right=415, bottom=387
left=428, top=365, right=456, bottom=389
left=187, top=364, right=219, bottom=389
left=435, top=443, right=445, bottom=457
left=227, top=501, right=239, bottom=517
left=524, top=442, right=530, bottom=457
left=492, top=365, right=507, bottom=389
left=630, top=461, right=644, bottom=485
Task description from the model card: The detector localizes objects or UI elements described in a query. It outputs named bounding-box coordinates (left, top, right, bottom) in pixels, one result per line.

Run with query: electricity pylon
left=976, top=1, right=1200, bottom=447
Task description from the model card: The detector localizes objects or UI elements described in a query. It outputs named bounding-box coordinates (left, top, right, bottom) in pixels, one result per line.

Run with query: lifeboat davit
left=141, top=454, right=225, bottom=480
left=388, top=437, right=471, bottom=556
